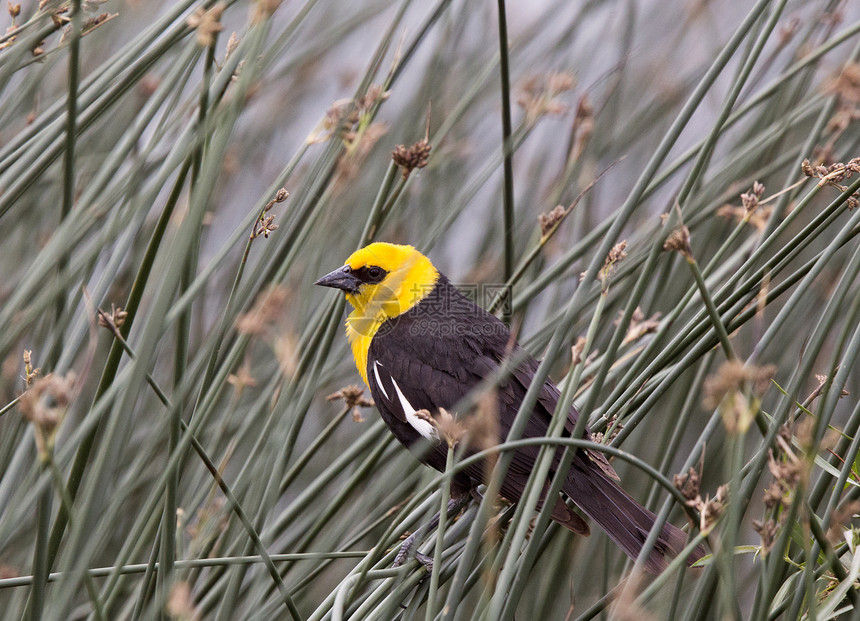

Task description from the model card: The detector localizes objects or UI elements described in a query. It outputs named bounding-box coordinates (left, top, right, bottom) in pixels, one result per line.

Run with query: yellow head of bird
left=315, top=242, right=439, bottom=329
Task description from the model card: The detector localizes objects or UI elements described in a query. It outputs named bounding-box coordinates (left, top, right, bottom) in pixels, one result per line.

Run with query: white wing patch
left=390, top=377, right=439, bottom=441
left=372, top=361, right=389, bottom=400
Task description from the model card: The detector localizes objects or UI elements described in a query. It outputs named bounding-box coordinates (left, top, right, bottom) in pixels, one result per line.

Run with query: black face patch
left=350, top=265, right=388, bottom=284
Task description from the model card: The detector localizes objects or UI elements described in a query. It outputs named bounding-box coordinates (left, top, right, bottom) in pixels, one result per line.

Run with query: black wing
left=366, top=276, right=698, bottom=572
left=366, top=276, right=615, bottom=500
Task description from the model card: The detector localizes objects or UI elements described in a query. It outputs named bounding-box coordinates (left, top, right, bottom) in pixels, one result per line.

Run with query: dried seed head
left=762, top=480, right=787, bottom=510
left=253, top=0, right=283, bottom=22
left=332, top=122, right=389, bottom=187
left=827, top=500, right=860, bottom=545
left=704, top=361, right=776, bottom=435
left=673, top=466, right=701, bottom=505
left=326, top=384, right=374, bottom=422
left=663, top=226, right=693, bottom=259
left=8, top=2, right=21, bottom=19
left=809, top=373, right=850, bottom=403
left=703, top=361, right=776, bottom=410
left=767, top=448, right=803, bottom=489
left=621, top=307, right=662, bottom=345
left=357, top=84, right=389, bottom=112
left=81, top=13, right=116, bottom=35
left=547, top=72, right=575, bottom=93
left=465, top=391, right=501, bottom=455
left=590, top=416, right=622, bottom=446
left=674, top=463, right=729, bottom=534
left=569, top=95, right=595, bottom=161
left=778, top=17, right=800, bottom=45
left=515, top=72, right=576, bottom=124
left=435, top=407, right=467, bottom=448
left=801, top=156, right=860, bottom=216
left=274, top=332, right=298, bottom=379
left=392, top=139, right=431, bottom=179
left=599, top=240, right=627, bottom=287
left=308, top=85, right=389, bottom=145
left=699, top=485, right=728, bottom=534
left=752, top=519, right=778, bottom=555
left=717, top=203, right=773, bottom=233
left=187, top=4, right=224, bottom=47
left=226, top=361, right=257, bottom=398
left=97, top=304, right=129, bottom=333
left=252, top=214, right=278, bottom=239
left=538, top=205, right=565, bottom=238
left=18, top=373, right=75, bottom=460
left=22, top=349, right=40, bottom=388
left=570, top=336, right=587, bottom=366
left=740, top=181, right=765, bottom=212
left=166, top=581, right=198, bottom=620
left=264, top=187, right=289, bottom=212
left=226, top=31, right=239, bottom=58
left=235, top=284, right=290, bottom=336
left=826, top=61, right=860, bottom=104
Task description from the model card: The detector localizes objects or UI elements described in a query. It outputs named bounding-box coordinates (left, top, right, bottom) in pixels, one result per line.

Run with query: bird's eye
left=367, top=266, right=383, bottom=280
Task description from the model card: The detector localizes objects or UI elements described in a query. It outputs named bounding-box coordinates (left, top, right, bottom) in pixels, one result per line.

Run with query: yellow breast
left=346, top=315, right=382, bottom=384
left=339, top=243, right=439, bottom=385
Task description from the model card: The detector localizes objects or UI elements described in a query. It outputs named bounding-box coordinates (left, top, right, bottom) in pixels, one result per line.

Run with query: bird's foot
left=393, top=531, right=418, bottom=567
left=393, top=532, right=434, bottom=569
left=393, top=493, right=472, bottom=568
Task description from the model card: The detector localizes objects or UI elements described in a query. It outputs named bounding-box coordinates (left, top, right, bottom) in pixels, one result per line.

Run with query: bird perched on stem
left=316, top=242, right=702, bottom=573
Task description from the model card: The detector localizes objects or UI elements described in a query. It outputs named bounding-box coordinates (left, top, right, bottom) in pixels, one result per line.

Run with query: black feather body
left=366, top=275, right=699, bottom=573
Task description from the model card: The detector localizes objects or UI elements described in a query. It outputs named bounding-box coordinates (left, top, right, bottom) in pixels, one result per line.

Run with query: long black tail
left=563, top=466, right=703, bottom=574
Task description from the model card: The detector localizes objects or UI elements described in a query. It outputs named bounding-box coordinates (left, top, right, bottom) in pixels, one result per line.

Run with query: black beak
left=314, top=265, right=362, bottom=294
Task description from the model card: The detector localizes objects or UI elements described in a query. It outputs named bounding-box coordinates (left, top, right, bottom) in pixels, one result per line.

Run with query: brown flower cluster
left=327, top=385, right=374, bottom=422
left=663, top=225, right=693, bottom=260
left=234, top=283, right=299, bottom=380
left=309, top=85, right=390, bottom=147
left=819, top=62, right=860, bottom=161
left=826, top=500, right=860, bottom=546
left=811, top=373, right=851, bottom=402
left=414, top=407, right=465, bottom=448
left=802, top=156, right=860, bottom=210
left=308, top=86, right=391, bottom=187
left=538, top=205, right=566, bottom=239
left=718, top=181, right=772, bottom=232
left=19, top=366, right=76, bottom=461
left=704, top=360, right=776, bottom=435
left=754, top=424, right=811, bottom=554
left=97, top=303, right=129, bottom=334
left=411, top=392, right=500, bottom=453
left=187, top=4, right=224, bottom=47
left=515, top=72, right=576, bottom=125
left=568, top=95, right=594, bottom=163
left=236, top=284, right=289, bottom=337
left=167, top=581, right=199, bottom=621
left=673, top=464, right=727, bottom=535
left=589, top=415, right=622, bottom=447
left=620, top=307, right=662, bottom=345
left=22, top=349, right=40, bottom=387
left=751, top=518, right=778, bottom=554
left=252, top=0, right=283, bottom=23
left=392, top=139, right=431, bottom=179
left=251, top=188, right=289, bottom=240
left=599, top=240, right=627, bottom=289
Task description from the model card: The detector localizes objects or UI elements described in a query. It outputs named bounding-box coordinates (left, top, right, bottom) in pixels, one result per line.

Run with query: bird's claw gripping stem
left=392, top=494, right=471, bottom=569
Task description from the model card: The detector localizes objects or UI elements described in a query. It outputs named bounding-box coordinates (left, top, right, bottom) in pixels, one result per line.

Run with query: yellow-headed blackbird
left=316, top=242, right=702, bottom=573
